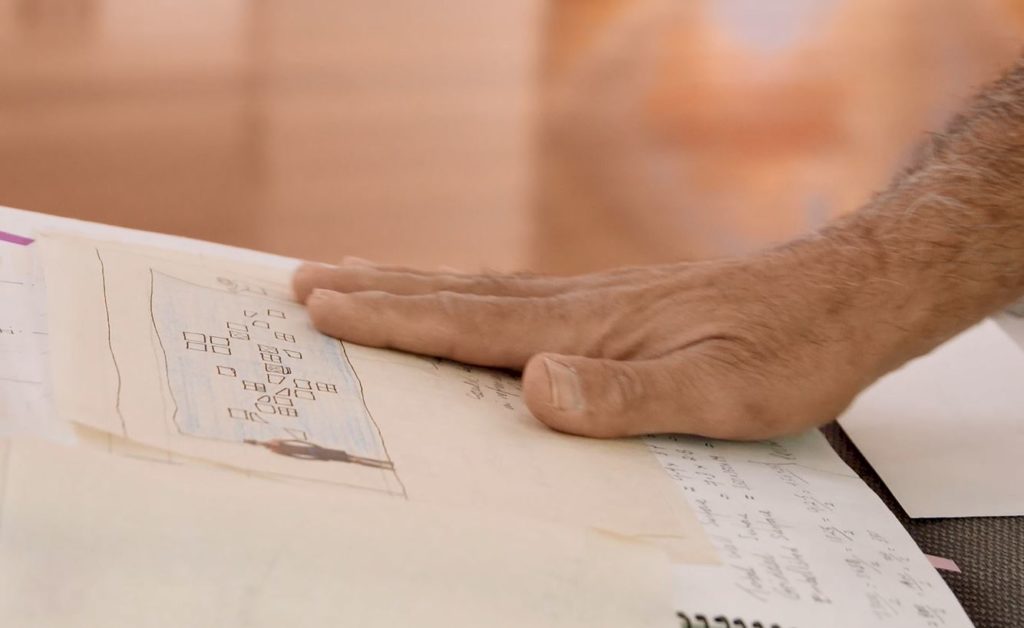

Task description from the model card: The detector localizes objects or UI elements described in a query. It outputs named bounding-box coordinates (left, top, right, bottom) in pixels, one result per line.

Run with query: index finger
left=306, top=288, right=604, bottom=368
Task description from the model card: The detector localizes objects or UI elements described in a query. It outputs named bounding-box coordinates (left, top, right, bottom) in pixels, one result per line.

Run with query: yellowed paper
left=42, top=234, right=715, bottom=563
left=0, top=438, right=674, bottom=628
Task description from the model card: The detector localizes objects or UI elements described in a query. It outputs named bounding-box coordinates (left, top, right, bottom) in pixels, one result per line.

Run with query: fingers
left=521, top=351, right=750, bottom=439
left=292, top=261, right=676, bottom=303
left=293, top=263, right=572, bottom=302
left=306, top=289, right=599, bottom=368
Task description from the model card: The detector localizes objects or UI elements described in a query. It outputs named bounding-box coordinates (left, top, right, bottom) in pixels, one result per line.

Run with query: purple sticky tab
left=925, top=554, right=961, bottom=573
left=0, top=231, right=34, bottom=246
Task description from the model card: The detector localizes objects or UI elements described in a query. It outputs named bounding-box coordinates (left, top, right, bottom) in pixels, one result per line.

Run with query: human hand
left=292, top=243, right=918, bottom=440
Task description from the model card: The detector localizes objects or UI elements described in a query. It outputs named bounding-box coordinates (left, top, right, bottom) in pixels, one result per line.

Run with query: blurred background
left=0, top=0, right=1022, bottom=274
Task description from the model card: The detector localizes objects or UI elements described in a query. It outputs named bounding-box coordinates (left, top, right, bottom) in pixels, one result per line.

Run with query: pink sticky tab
left=926, top=554, right=961, bottom=573
left=0, top=231, right=33, bottom=246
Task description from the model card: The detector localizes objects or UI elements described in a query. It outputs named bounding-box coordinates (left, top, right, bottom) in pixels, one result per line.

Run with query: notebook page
left=649, top=431, right=972, bottom=627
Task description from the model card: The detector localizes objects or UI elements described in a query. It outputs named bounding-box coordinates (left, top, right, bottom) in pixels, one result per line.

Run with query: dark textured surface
left=821, top=424, right=1024, bottom=628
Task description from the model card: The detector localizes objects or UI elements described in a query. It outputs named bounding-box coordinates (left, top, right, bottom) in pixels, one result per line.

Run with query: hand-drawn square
left=293, top=379, right=312, bottom=389
left=260, top=352, right=282, bottom=364
left=253, top=320, right=271, bottom=329
left=242, top=380, right=267, bottom=393
left=264, top=364, right=292, bottom=375
left=183, top=331, right=206, bottom=343
left=274, top=331, right=296, bottom=343
left=294, top=389, right=315, bottom=401
left=258, top=344, right=279, bottom=354
left=186, top=341, right=208, bottom=352
left=267, top=309, right=286, bottom=319
left=212, top=346, right=232, bottom=356
left=284, top=349, right=303, bottom=359
left=226, top=322, right=248, bottom=332
left=237, top=410, right=268, bottom=424
left=209, top=336, right=230, bottom=347
left=266, top=373, right=287, bottom=385
left=216, top=366, right=237, bottom=377
left=278, top=406, right=299, bottom=418
left=274, top=396, right=294, bottom=407
left=316, top=382, right=338, bottom=393
left=229, top=330, right=250, bottom=340
left=228, top=407, right=248, bottom=420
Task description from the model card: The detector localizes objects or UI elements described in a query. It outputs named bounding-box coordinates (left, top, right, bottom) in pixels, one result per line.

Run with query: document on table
left=41, top=233, right=716, bottom=564
left=0, top=205, right=974, bottom=627
left=840, top=318, right=1024, bottom=518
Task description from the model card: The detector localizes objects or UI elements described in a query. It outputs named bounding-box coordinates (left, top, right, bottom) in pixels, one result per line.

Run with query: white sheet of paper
left=649, top=431, right=972, bottom=627
left=840, top=318, right=1024, bottom=518
left=41, top=233, right=715, bottom=564
left=0, top=438, right=674, bottom=628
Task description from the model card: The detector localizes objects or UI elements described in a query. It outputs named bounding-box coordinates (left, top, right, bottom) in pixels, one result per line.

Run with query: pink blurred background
left=1, top=0, right=1022, bottom=273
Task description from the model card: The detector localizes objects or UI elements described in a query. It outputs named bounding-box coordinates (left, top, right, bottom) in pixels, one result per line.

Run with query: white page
left=840, top=319, right=1024, bottom=518
left=994, top=310, right=1024, bottom=351
left=651, top=431, right=972, bottom=628
left=0, top=437, right=674, bottom=628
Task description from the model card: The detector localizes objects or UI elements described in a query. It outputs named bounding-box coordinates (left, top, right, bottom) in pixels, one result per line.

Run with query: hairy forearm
left=788, top=57, right=1024, bottom=374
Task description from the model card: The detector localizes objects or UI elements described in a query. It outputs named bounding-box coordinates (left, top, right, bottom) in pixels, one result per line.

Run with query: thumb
left=521, top=352, right=720, bottom=438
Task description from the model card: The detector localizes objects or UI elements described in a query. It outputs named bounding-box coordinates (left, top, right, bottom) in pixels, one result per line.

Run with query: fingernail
left=545, top=357, right=584, bottom=413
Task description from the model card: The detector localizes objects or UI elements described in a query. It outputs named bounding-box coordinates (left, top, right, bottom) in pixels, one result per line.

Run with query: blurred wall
left=2, top=1, right=1023, bottom=275
left=536, top=0, right=1024, bottom=272
left=0, top=1, right=540, bottom=270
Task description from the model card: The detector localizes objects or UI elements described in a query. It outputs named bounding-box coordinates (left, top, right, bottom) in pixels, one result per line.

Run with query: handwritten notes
left=649, top=431, right=972, bottom=627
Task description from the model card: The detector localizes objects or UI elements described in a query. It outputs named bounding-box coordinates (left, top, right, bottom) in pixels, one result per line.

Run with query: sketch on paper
left=91, top=247, right=405, bottom=497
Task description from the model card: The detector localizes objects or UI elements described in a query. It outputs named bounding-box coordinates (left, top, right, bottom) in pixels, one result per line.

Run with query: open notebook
left=0, top=205, right=972, bottom=627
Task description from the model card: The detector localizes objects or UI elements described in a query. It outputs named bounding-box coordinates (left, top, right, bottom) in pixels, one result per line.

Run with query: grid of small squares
left=181, top=308, right=341, bottom=425
left=183, top=331, right=231, bottom=355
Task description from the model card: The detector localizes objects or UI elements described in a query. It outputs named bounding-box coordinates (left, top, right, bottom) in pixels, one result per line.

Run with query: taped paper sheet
left=42, top=234, right=715, bottom=563
left=0, top=438, right=674, bottom=628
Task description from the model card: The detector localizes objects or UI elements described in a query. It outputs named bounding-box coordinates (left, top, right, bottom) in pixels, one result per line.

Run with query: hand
left=292, top=242, right=914, bottom=440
